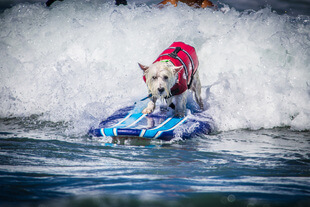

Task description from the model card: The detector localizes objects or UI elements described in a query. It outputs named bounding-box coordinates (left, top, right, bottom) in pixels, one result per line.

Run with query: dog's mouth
left=152, top=87, right=171, bottom=99
left=147, top=82, right=171, bottom=99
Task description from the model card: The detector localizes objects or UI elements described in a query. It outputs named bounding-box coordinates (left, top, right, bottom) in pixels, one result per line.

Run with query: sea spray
left=0, top=0, right=309, bottom=135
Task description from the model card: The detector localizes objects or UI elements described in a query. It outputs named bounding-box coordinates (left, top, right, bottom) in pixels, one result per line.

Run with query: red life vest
left=143, top=42, right=199, bottom=97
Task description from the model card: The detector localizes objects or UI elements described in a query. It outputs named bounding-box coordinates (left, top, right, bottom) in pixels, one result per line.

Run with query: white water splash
left=0, top=0, right=309, bottom=134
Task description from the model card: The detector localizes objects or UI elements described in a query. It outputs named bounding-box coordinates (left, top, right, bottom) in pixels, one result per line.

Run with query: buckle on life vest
left=168, top=47, right=182, bottom=59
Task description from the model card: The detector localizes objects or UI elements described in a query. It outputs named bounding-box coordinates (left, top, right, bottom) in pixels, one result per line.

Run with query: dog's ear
left=173, top=66, right=183, bottom=75
left=138, top=63, right=149, bottom=72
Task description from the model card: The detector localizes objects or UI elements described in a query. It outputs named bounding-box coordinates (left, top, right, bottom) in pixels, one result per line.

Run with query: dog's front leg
left=142, top=97, right=157, bottom=114
left=174, top=93, right=187, bottom=117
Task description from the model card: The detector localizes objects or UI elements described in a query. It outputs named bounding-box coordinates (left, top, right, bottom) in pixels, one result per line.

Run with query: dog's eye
left=163, top=76, right=168, bottom=80
left=152, top=76, right=157, bottom=80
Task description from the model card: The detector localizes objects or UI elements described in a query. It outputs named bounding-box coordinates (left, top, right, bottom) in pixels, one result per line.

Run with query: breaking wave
left=0, top=0, right=309, bottom=134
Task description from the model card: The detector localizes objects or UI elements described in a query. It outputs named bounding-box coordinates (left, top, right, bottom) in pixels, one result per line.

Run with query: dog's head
left=139, top=61, right=182, bottom=99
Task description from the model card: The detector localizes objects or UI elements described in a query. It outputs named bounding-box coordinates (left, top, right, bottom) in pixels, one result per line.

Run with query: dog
left=139, top=42, right=204, bottom=117
left=158, top=0, right=214, bottom=8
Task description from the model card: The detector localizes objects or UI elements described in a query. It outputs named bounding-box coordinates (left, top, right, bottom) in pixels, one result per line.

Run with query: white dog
left=139, top=42, right=203, bottom=117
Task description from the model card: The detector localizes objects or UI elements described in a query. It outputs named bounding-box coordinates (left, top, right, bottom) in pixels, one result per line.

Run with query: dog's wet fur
left=139, top=61, right=203, bottom=117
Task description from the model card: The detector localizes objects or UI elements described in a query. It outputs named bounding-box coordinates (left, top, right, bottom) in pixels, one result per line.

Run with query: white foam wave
left=0, top=0, right=309, bottom=133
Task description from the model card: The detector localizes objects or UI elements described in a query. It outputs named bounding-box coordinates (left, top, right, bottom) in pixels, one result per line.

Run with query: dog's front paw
left=142, top=107, right=154, bottom=114
left=142, top=101, right=156, bottom=114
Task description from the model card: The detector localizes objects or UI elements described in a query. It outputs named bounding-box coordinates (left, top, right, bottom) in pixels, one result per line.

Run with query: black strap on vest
left=167, top=47, right=195, bottom=89
left=168, top=47, right=182, bottom=59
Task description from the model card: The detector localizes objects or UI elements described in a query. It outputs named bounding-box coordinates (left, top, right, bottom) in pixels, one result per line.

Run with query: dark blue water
left=0, top=0, right=310, bottom=206
left=1, top=119, right=310, bottom=206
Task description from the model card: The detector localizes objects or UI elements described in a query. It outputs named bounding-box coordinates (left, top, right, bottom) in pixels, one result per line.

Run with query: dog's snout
left=158, top=88, right=165, bottom=94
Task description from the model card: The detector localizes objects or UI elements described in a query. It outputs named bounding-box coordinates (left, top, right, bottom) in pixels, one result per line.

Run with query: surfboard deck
left=88, top=105, right=213, bottom=141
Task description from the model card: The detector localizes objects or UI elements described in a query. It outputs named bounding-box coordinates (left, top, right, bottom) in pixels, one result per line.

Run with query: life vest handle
left=168, top=47, right=182, bottom=59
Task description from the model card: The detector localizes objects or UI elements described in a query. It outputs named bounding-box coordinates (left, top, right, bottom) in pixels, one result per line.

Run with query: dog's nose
left=158, top=88, right=165, bottom=94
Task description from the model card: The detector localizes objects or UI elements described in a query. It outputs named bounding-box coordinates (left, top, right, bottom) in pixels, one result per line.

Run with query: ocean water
left=0, top=0, right=310, bottom=206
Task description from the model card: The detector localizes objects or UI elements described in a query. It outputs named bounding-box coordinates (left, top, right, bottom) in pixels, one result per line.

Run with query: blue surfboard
left=88, top=103, right=213, bottom=141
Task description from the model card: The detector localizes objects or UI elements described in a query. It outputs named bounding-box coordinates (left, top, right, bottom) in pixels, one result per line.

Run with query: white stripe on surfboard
left=154, top=116, right=188, bottom=139
left=100, top=128, right=106, bottom=137
left=125, top=113, right=147, bottom=128
left=113, top=128, right=118, bottom=136
left=150, top=117, right=172, bottom=130
left=139, top=129, right=146, bottom=137
left=111, top=113, right=132, bottom=128
left=139, top=117, right=172, bottom=138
